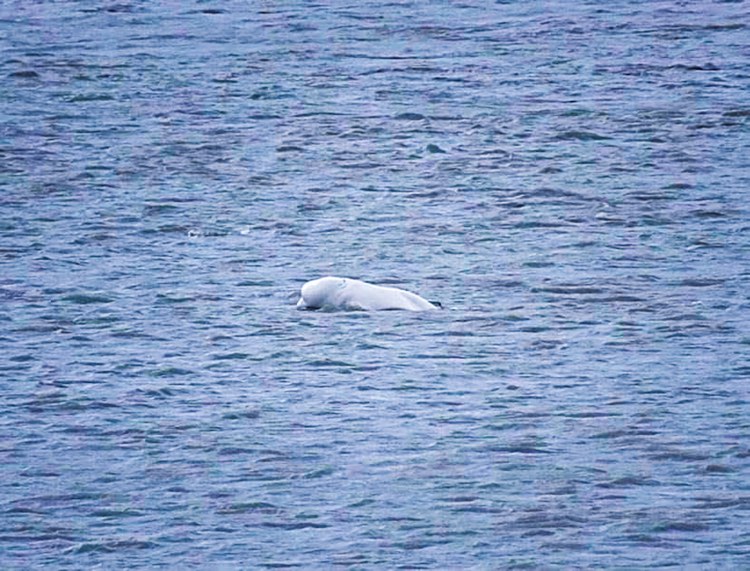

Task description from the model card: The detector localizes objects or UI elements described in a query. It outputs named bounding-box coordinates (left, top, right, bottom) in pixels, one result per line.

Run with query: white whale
left=296, top=276, right=439, bottom=312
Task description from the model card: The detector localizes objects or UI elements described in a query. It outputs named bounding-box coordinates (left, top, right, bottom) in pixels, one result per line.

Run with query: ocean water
left=2, top=1, right=750, bottom=568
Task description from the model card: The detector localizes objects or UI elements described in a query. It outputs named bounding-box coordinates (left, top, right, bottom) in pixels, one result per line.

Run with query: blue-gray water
left=2, top=1, right=750, bottom=568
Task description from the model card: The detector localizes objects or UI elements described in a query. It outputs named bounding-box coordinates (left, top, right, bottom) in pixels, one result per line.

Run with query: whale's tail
left=430, top=301, right=443, bottom=309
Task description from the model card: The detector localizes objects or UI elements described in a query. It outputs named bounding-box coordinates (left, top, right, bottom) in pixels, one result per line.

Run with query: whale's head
left=296, top=276, right=347, bottom=310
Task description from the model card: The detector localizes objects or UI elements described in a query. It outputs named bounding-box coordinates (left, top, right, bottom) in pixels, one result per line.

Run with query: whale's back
left=297, top=277, right=438, bottom=312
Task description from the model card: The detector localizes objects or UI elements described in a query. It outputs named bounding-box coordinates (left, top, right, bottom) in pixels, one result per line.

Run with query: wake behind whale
left=296, top=276, right=439, bottom=312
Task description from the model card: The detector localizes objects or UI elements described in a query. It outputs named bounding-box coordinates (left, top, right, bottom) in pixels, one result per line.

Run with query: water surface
left=2, top=1, right=749, bottom=568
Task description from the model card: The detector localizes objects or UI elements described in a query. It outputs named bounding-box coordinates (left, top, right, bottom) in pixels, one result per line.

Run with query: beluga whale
left=296, top=276, right=440, bottom=312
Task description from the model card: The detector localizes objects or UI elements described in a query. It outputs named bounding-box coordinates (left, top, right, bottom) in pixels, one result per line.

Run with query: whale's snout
left=296, top=296, right=321, bottom=310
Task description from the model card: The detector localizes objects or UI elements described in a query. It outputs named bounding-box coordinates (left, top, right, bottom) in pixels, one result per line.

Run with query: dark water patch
left=9, top=70, right=40, bottom=79
left=62, top=293, right=114, bottom=305
left=394, top=112, right=427, bottom=121
left=534, top=285, right=607, bottom=295
left=110, top=329, right=161, bottom=339
left=647, top=450, right=712, bottom=462
left=591, top=428, right=660, bottom=439
left=90, top=508, right=146, bottom=519
left=693, top=497, right=750, bottom=510
left=140, top=224, right=193, bottom=235
left=237, top=279, right=275, bottom=287
left=561, top=410, right=621, bottom=419
left=392, top=537, right=452, bottom=551
left=222, top=408, right=261, bottom=420
left=553, top=130, right=611, bottom=141
left=142, top=203, right=181, bottom=216
left=304, top=358, right=355, bottom=369
left=24, top=395, right=119, bottom=413
left=195, top=8, right=226, bottom=15
left=515, top=220, right=569, bottom=229
left=245, top=113, right=283, bottom=121
left=217, top=502, right=280, bottom=515
left=450, top=503, right=505, bottom=514
left=704, top=464, right=736, bottom=474
left=67, top=93, right=115, bottom=103
left=301, top=466, right=335, bottom=479
left=674, top=278, right=725, bottom=288
left=217, top=446, right=257, bottom=456
left=261, top=521, right=330, bottom=530
left=211, top=352, right=253, bottom=361
left=584, top=295, right=646, bottom=303
left=483, top=445, right=552, bottom=455
left=523, top=260, right=555, bottom=268
left=626, top=190, right=678, bottom=201
left=690, top=209, right=732, bottom=219
left=155, top=293, right=195, bottom=304
left=514, top=513, right=587, bottom=530
left=596, top=476, right=660, bottom=489
left=67, top=539, right=158, bottom=554
left=723, top=108, right=750, bottom=118
left=652, top=520, right=710, bottom=533
left=621, top=533, right=673, bottom=546
left=662, top=182, right=695, bottom=190
left=18, top=466, right=63, bottom=480
left=148, top=367, right=194, bottom=377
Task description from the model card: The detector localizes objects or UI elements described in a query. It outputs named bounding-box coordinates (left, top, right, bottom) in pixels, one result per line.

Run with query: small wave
left=62, top=293, right=114, bottom=305
left=67, top=539, right=157, bottom=554
left=553, top=130, right=611, bottom=141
